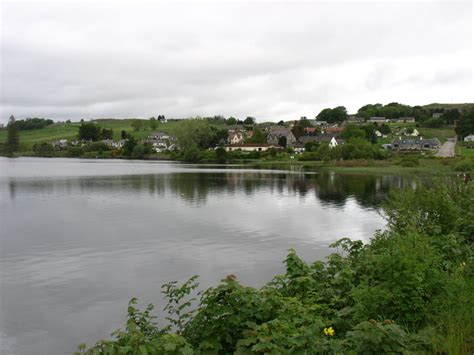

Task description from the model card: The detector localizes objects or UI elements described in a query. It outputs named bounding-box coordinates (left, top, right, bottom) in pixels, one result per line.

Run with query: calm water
left=0, top=158, right=416, bottom=355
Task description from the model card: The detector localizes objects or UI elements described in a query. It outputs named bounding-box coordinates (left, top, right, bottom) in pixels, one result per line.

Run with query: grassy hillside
left=0, top=119, right=226, bottom=148
left=422, top=103, right=474, bottom=111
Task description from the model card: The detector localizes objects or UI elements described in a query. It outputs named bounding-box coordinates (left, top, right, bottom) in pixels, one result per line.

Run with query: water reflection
left=5, top=171, right=419, bottom=209
left=0, top=158, right=423, bottom=355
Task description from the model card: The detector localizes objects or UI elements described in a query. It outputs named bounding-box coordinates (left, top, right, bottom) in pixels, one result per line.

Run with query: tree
left=455, top=109, right=474, bottom=139
left=341, top=124, right=366, bottom=141
left=78, top=122, right=101, bottom=141
left=316, top=106, right=347, bottom=124
left=278, top=136, right=287, bottom=148
left=226, top=117, right=237, bottom=125
left=149, top=117, right=157, bottom=130
left=6, top=115, right=20, bottom=155
left=379, top=124, right=391, bottom=135
left=215, top=147, right=227, bottom=163
left=277, top=120, right=285, bottom=126
left=244, top=117, right=255, bottom=125
left=122, top=136, right=137, bottom=157
left=175, top=119, right=215, bottom=153
left=101, top=128, right=113, bottom=140
left=245, top=128, right=267, bottom=143
left=121, top=130, right=127, bottom=139
left=444, top=109, right=461, bottom=125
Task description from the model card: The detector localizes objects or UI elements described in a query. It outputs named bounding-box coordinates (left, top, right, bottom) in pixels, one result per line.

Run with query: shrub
left=399, top=156, right=419, bottom=167
left=453, top=159, right=473, bottom=172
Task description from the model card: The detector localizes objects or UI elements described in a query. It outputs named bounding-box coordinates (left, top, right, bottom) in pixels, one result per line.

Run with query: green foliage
left=131, top=144, right=153, bottom=159
left=456, top=108, right=474, bottom=139
left=78, top=122, right=101, bottom=141
left=6, top=115, right=20, bottom=155
left=399, top=155, right=420, bottom=167
left=175, top=120, right=215, bottom=152
left=84, top=142, right=110, bottom=152
left=162, top=276, right=199, bottom=334
left=14, top=117, right=54, bottom=130
left=215, top=147, right=227, bottom=163
left=32, top=142, right=55, bottom=157
left=345, top=319, right=430, bottom=354
left=453, top=159, right=473, bottom=172
left=122, top=137, right=138, bottom=157
left=245, top=129, right=267, bottom=144
left=80, top=182, right=474, bottom=354
left=316, top=106, right=347, bottom=124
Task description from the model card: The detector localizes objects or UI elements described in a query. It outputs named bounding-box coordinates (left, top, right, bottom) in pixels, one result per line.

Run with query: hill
left=422, top=103, right=474, bottom=111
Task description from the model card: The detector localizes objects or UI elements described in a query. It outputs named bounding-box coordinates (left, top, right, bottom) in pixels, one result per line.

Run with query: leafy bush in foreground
left=77, top=181, right=474, bottom=354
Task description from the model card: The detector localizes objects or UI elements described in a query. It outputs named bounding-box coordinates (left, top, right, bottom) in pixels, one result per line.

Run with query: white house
left=228, top=130, right=245, bottom=144
left=464, top=134, right=474, bottom=142
left=410, top=129, right=420, bottom=137
left=224, top=143, right=279, bottom=152
left=329, top=137, right=340, bottom=148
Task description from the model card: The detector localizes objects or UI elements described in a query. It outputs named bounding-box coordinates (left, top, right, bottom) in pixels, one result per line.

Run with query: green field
left=0, top=119, right=227, bottom=148
left=380, top=122, right=456, bottom=144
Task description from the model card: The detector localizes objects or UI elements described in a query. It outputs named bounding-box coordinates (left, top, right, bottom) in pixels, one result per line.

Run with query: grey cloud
left=0, top=1, right=472, bottom=122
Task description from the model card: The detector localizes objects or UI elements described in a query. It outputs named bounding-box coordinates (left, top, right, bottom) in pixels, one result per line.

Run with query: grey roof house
left=267, top=127, right=297, bottom=146
left=391, top=137, right=440, bottom=151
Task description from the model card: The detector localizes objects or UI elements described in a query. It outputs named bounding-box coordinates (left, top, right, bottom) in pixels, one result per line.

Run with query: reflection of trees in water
left=6, top=171, right=421, bottom=209
left=311, top=173, right=420, bottom=208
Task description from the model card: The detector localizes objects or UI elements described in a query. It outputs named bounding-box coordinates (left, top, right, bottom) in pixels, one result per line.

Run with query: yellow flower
left=323, top=327, right=335, bottom=337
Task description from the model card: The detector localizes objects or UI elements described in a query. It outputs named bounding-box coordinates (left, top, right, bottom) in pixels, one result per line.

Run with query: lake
left=0, top=157, right=416, bottom=355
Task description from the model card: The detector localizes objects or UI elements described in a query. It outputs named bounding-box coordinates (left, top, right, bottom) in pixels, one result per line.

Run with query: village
left=47, top=113, right=456, bottom=157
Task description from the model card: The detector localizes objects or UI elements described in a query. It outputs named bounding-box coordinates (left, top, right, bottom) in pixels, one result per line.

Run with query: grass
left=457, top=145, right=474, bottom=158
left=382, top=122, right=456, bottom=144
left=0, top=119, right=227, bottom=148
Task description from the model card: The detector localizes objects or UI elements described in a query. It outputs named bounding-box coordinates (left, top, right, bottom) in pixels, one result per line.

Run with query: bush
left=399, top=156, right=420, bottom=167
left=32, top=142, right=55, bottom=157
left=83, top=142, right=109, bottom=152
left=453, top=159, right=473, bottom=172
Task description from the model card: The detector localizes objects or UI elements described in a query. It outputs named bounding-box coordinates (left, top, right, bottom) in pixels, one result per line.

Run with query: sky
left=0, top=0, right=473, bottom=123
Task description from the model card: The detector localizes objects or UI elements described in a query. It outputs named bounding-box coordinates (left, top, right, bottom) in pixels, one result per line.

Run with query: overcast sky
left=0, top=1, right=472, bottom=123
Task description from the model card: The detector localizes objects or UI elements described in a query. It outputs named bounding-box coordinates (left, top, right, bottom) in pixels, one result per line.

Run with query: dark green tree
left=455, top=109, right=474, bottom=139
left=244, top=117, right=255, bottom=125
left=122, top=136, right=137, bottom=157
left=226, top=117, right=237, bottom=125
left=316, top=106, right=347, bottom=123
left=278, top=136, right=287, bottom=148
left=6, top=115, right=20, bottom=155
left=78, top=122, right=101, bottom=141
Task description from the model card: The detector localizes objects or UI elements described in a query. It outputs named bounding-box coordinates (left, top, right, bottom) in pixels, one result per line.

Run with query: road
left=435, top=138, right=456, bottom=157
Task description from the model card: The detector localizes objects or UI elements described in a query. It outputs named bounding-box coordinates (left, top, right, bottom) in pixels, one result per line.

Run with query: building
left=102, top=139, right=125, bottom=149
left=369, top=117, right=387, bottom=125
left=346, top=114, right=364, bottom=123
left=304, top=127, right=318, bottom=135
left=329, top=137, right=345, bottom=148
left=267, top=127, right=297, bottom=146
left=432, top=113, right=443, bottom=118
left=224, top=143, right=279, bottom=152
left=464, top=134, right=474, bottom=142
left=391, top=137, right=440, bottom=151
left=397, top=117, right=416, bottom=123
left=228, top=130, right=245, bottom=144
left=324, top=126, right=344, bottom=134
